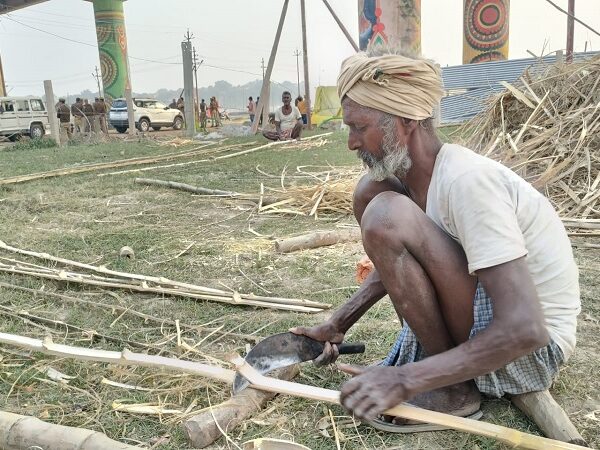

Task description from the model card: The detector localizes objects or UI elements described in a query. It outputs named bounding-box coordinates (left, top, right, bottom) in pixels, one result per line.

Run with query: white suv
left=109, top=98, right=184, bottom=133
left=0, top=96, right=49, bottom=141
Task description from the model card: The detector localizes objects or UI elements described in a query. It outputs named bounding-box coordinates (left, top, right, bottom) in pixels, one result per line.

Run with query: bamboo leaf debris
left=0, top=241, right=330, bottom=313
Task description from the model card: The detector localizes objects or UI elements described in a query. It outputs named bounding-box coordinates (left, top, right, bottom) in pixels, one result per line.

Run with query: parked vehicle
left=108, top=98, right=184, bottom=133
left=0, top=96, right=49, bottom=141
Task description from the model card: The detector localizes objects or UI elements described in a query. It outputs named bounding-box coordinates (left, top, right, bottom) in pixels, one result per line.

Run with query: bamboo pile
left=461, top=55, right=600, bottom=219
left=258, top=167, right=362, bottom=218
left=0, top=241, right=330, bottom=313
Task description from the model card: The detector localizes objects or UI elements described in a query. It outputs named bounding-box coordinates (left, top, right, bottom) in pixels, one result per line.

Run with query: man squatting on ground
left=291, top=48, right=580, bottom=429
left=262, top=91, right=303, bottom=141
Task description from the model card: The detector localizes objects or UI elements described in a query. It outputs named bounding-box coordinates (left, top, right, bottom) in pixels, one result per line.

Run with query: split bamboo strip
left=229, top=355, right=586, bottom=450
left=0, top=241, right=330, bottom=312
left=0, top=332, right=235, bottom=384
left=0, top=142, right=216, bottom=186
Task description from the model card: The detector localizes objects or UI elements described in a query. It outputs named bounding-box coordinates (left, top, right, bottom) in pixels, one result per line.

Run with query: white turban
left=337, top=52, right=443, bottom=121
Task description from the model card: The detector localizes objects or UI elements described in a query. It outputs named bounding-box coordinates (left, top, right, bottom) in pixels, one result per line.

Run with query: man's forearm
left=403, top=318, right=549, bottom=397
left=329, top=269, right=387, bottom=333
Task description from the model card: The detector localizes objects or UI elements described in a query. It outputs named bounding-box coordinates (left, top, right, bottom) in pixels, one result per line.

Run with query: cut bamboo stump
left=0, top=411, right=139, bottom=450
left=510, top=390, right=587, bottom=446
left=182, top=364, right=299, bottom=448
left=275, top=228, right=361, bottom=253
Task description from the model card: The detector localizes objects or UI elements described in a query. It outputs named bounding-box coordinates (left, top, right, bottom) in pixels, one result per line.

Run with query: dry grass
left=0, top=130, right=597, bottom=449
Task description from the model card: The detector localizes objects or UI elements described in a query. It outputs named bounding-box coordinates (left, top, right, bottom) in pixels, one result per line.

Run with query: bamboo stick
left=0, top=242, right=330, bottom=311
left=0, top=264, right=325, bottom=313
left=0, top=142, right=215, bottom=186
left=0, top=332, right=235, bottom=384
left=134, top=178, right=279, bottom=205
left=0, top=333, right=586, bottom=449
left=0, top=281, right=261, bottom=342
left=229, top=355, right=587, bottom=450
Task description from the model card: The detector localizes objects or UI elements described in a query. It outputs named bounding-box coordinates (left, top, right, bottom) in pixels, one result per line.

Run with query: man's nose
left=347, top=133, right=361, bottom=151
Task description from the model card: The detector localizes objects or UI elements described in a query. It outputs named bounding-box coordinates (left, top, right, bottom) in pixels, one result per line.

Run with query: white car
left=109, top=98, right=184, bottom=133
left=0, top=96, right=49, bottom=141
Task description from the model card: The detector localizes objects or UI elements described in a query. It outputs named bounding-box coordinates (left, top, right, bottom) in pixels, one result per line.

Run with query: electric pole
left=92, top=66, right=102, bottom=97
left=261, top=57, right=266, bottom=80
left=566, top=0, right=575, bottom=63
left=293, top=49, right=301, bottom=97
left=192, top=47, right=202, bottom=121
left=300, top=0, right=312, bottom=128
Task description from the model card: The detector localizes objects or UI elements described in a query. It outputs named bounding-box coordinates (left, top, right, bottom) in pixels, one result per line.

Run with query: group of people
left=55, top=97, right=109, bottom=143
left=170, top=96, right=223, bottom=132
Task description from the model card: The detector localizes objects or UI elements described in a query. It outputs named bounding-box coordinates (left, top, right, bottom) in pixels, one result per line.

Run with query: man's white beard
left=358, top=123, right=412, bottom=181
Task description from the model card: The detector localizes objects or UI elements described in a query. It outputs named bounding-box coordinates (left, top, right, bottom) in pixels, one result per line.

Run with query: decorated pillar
left=358, top=0, right=421, bottom=54
left=0, top=53, right=6, bottom=97
left=463, top=0, right=510, bottom=64
left=87, top=0, right=130, bottom=101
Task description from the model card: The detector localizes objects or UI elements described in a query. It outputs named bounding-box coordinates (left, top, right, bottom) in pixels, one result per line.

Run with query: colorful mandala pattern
left=99, top=51, right=117, bottom=88
left=464, top=0, right=509, bottom=63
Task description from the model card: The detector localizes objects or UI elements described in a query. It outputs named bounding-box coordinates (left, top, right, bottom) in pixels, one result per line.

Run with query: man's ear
left=395, top=116, right=418, bottom=141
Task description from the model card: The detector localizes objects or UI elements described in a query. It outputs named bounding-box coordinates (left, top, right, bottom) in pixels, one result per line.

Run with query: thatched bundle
left=461, top=55, right=600, bottom=219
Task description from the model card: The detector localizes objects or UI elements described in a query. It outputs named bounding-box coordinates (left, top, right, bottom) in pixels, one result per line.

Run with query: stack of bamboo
left=461, top=55, right=600, bottom=219
left=259, top=167, right=362, bottom=217
left=0, top=241, right=330, bottom=313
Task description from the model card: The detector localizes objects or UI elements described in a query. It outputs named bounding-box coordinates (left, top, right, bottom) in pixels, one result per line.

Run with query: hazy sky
left=1, top=0, right=599, bottom=98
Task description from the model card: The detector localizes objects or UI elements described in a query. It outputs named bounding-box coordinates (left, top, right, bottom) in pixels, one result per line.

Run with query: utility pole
left=300, top=0, right=312, bottom=128
left=261, top=58, right=266, bottom=80
left=43, top=80, right=62, bottom=147
left=92, top=66, right=102, bottom=98
left=293, top=49, right=301, bottom=97
left=192, top=47, right=202, bottom=122
left=181, top=40, right=195, bottom=137
left=566, top=0, right=575, bottom=63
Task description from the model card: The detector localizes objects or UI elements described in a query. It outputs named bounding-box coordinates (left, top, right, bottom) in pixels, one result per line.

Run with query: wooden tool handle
left=338, top=342, right=365, bottom=354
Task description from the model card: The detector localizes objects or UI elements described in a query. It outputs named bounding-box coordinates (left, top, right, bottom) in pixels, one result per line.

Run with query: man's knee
left=360, top=192, right=417, bottom=251
left=353, top=175, right=407, bottom=223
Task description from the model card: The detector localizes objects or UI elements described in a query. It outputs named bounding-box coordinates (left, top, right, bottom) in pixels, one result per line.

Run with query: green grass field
left=0, top=130, right=597, bottom=449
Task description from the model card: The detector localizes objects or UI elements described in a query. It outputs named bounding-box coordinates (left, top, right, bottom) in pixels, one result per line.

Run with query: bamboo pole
left=0, top=143, right=215, bottom=186
left=0, top=411, right=139, bottom=450
left=0, top=263, right=326, bottom=313
left=0, top=333, right=583, bottom=450
left=229, top=355, right=587, bottom=450
left=0, top=242, right=330, bottom=311
left=320, top=0, right=359, bottom=52
left=0, top=332, right=235, bottom=384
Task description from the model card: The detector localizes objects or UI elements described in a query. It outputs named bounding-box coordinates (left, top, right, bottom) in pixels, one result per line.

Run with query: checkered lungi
left=382, top=283, right=564, bottom=397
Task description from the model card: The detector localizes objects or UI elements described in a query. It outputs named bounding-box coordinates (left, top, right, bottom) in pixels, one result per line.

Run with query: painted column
left=463, top=0, right=510, bottom=64
left=0, top=53, right=6, bottom=97
left=88, top=0, right=130, bottom=101
left=358, top=0, right=421, bottom=54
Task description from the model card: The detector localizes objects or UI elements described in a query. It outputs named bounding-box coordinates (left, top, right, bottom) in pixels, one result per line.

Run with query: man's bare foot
left=380, top=381, right=481, bottom=425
